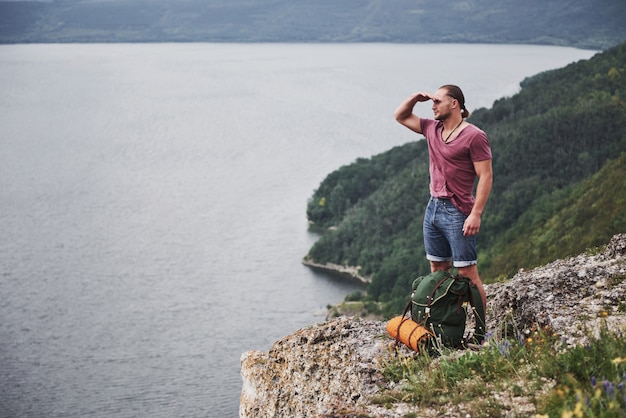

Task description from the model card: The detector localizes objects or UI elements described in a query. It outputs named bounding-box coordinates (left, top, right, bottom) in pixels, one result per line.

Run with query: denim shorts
left=423, top=197, right=477, bottom=267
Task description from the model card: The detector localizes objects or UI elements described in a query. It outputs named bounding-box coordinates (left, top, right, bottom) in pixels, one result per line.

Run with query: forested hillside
left=1, top=0, right=625, bottom=49
left=305, top=41, right=626, bottom=315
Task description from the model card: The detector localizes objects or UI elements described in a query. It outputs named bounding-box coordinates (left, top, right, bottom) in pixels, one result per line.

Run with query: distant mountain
left=1, top=0, right=625, bottom=49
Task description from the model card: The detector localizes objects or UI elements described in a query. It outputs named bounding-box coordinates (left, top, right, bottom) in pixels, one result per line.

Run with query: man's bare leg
left=457, top=264, right=487, bottom=312
left=430, top=260, right=452, bottom=272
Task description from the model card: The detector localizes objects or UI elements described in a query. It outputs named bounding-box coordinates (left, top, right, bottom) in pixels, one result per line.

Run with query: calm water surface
left=0, top=43, right=596, bottom=417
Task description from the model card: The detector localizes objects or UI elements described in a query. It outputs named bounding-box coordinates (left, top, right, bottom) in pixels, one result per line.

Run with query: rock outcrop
left=240, top=234, right=626, bottom=417
left=487, top=233, right=626, bottom=346
left=240, top=318, right=401, bottom=417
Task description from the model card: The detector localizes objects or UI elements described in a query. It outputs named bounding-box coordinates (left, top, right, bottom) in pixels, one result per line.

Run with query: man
left=394, top=84, right=492, bottom=311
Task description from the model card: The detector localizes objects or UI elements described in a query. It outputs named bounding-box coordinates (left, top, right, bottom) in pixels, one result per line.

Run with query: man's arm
left=394, top=92, right=433, bottom=134
left=463, top=159, right=493, bottom=236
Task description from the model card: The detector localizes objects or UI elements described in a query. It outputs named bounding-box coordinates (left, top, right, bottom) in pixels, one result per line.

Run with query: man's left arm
left=463, top=159, right=493, bottom=236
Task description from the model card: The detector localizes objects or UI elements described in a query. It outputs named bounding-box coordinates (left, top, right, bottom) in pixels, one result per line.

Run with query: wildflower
left=604, top=380, right=615, bottom=397
left=499, top=340, right=511, bottom=357
left=573, top=401, right=583, bottom=416
left=574, top=402, right=583, bottom=417
left=591, top=376, right=597, bottom=387
left=612, top=357, right=626, bottom=365
left=594, top=388, right=603, bottom=399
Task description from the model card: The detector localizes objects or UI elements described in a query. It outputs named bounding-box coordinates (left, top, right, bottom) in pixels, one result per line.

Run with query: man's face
left=431, top=89, right=455, bottom=121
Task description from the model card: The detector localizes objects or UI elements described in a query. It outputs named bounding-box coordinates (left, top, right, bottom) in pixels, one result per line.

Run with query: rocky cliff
left=240, top=234, right=626, bottom=417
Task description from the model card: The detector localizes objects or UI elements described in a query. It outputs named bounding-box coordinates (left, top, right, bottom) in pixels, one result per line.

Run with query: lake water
left=0, top=43, right=596, bottom=417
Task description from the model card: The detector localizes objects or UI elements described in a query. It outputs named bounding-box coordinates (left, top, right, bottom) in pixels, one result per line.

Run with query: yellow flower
left=573, top=401, right=583, bottom=417
left=594, top=388, right=602, bottom=399
left=611, top=357, right=626, bottom=365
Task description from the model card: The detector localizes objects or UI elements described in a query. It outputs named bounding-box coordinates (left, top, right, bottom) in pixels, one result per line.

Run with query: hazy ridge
left=1, top=0, right=625, bottom=49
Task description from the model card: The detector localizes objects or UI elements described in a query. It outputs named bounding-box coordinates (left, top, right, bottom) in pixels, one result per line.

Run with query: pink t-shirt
left=420, top=118, right=492, bottom=215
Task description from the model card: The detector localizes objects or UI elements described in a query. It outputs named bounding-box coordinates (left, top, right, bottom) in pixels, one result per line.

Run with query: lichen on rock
left=240, top=234, right=626, bottom=417
left=487, top=233, right=626, bottom=347
left=239, top=317, right=406, bottom=417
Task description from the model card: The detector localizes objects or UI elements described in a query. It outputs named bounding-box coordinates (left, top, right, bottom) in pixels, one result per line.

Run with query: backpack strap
left=393, top=300, right=434, bottom=353
left=394, top=299, right=414, bottom=349
left=424, top=273, right=451, bottom=322
left=396, top=286, right=437, bottom=345
left=465, top=280, right=486, bottom=344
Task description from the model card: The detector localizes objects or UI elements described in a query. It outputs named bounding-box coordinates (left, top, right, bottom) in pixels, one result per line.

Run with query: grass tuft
left=379, top=318, right=626, bottom=417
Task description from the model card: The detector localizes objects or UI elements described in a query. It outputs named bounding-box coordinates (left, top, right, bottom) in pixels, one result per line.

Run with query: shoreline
left=301, top=259, right=371, bottom=285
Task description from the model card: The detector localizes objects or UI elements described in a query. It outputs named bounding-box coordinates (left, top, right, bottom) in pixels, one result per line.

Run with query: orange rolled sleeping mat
left=386, top=316, right=433, bottom=352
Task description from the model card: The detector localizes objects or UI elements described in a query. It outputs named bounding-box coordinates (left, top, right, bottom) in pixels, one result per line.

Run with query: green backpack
left=407, top=270, right=486, bottom=349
